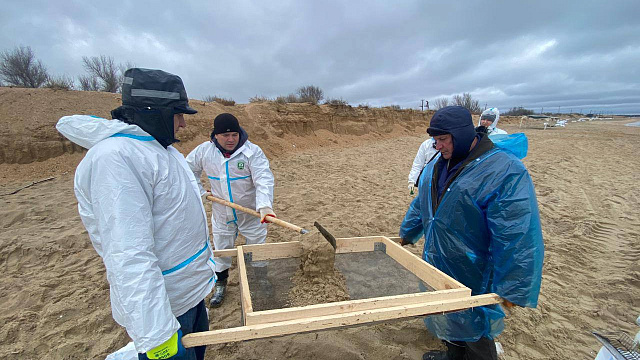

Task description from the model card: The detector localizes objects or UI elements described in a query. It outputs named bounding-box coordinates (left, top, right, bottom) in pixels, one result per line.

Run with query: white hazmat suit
left=408, top=138, right=438, bottom=187
left=186, top=138, right=274, bottom=273
left=479, top=107, right=508, bottom=135
left=56, top=115, right=216, bottom=353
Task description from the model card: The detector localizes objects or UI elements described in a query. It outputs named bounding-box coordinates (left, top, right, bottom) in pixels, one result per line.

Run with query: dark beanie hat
left=212, top=113, right=241, bottom=135
left=427, top=106, right=476, bottom=160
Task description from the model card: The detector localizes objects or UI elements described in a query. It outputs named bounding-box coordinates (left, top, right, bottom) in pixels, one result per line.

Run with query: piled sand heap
left=287, top=231, right=350, bottom=307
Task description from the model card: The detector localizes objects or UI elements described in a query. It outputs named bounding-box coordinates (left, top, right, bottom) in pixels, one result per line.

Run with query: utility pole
left=420, top=99, right=425, bottom=111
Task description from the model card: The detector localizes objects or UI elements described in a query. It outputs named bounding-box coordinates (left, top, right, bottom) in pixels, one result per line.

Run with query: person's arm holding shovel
left=250, top=147, right=277, bottom=223
left=260, top=207, right=276, bottom=223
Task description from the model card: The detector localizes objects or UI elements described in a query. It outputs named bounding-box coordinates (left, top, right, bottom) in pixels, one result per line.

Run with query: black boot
left=209, top=278, right=227, bottom=308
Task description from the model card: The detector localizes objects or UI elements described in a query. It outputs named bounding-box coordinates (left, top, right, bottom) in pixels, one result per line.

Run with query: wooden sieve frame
left=182, top=236, right=501, bottom=347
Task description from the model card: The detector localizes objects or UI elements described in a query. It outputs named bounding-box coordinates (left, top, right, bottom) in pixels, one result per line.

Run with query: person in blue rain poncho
left=399, top=106, right=544, bottom=360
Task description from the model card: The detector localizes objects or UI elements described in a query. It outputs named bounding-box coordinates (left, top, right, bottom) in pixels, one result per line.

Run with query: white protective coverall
left=186, top=139, right=274, bottom=273
left=56, top=115, right=216, bottom=353
left=408, top=138, right=438, bottom=187
left=479, top=107, right=508, bottom=135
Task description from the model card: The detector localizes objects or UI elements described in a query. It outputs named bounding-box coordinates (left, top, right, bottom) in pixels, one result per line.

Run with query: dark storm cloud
left=1, top=0, right=639, bottom=113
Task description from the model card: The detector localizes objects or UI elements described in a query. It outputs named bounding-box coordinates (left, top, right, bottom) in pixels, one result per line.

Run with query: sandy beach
left=1, top=89, right=639, bottom=360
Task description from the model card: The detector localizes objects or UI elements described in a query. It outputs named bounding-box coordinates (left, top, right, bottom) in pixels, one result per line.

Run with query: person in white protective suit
left=56, top=68, right=215, bottom=360
left=476, top=107, right=508, bottom=136
left=407, top=137, right=438, bottom=195
left=186, top=113, right=275, bottom=308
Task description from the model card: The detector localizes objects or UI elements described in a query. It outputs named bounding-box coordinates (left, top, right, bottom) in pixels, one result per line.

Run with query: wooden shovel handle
left=206, top=195, right=307, bottom=234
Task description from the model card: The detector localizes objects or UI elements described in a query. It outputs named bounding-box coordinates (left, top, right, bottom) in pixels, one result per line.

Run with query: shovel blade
left=313, top=221, right=337, bottom=250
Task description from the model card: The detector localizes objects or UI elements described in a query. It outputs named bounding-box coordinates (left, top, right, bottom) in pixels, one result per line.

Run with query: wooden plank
left=334, top=236, right=381, bottom=253
left=245, top=288, right=470, bottom=326
left=242, top=241, right=303, bottom=261
left=237, top=246, right=253, bottom=320
left=382, top=237, right=466, bottom=290
left=212, top=248, right=237, bottom=258
left=212, top=242, right=302, bottom=259
left=386, top=236, right=402, bottom=243
left=182, top=293, right=502, bottom=347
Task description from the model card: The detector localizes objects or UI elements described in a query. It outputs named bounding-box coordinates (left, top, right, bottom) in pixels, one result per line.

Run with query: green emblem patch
left=237, top=161, right=245, bottom=170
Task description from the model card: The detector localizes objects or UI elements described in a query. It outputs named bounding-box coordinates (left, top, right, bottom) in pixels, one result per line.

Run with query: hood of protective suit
left=56, top=114, right=156, bottom=150
left=111, top=105, right=177, bottom=148
left=427, top=106, right=476, bottom=162
left=112, top=68, right=198, bottom=148
left=478, top=108, right=500, bottom=132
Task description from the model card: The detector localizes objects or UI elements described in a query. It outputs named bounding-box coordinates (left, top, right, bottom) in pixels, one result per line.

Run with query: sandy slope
left=1, top=108, right=639, bottom=359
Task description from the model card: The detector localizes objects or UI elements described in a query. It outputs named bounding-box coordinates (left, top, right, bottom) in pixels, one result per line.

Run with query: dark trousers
left=216, top=269, right=229, bottom=283
left=444, top=337, right=497, bottom=360
left=138, top=300, right=209, bottom=360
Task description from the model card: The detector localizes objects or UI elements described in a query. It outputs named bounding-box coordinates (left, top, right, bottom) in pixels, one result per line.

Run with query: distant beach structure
left=625, top=121, right=640, bottom=127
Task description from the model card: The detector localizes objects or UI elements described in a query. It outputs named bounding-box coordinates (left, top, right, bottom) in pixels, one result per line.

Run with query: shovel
left=207, top=195, right=309, bottom=234
left=313, top=221, right=337, bottom=250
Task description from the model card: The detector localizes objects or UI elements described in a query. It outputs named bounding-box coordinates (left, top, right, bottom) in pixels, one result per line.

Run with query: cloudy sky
left=2, top=1, right=639, bottom=114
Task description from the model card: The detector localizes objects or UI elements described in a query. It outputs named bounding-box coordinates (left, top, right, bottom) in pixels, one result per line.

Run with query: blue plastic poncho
left=399, top=146, right=544, bottom=342
left=489, top=133, right=528, bottom=159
